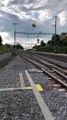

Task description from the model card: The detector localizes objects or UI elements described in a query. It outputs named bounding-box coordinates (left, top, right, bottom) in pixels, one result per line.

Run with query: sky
left=0, top=0, right=67, bottom=49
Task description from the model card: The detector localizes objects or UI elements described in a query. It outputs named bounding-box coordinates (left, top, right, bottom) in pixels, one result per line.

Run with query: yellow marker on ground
left=27, top=84, right=43, bottom=91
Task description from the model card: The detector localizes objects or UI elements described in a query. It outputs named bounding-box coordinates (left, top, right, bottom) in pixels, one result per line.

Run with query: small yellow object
left=27, top=84, right=43, bottom=91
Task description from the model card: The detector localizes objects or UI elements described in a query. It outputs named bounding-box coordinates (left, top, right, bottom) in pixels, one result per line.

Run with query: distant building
left=60, top=33, right=67, bottom=40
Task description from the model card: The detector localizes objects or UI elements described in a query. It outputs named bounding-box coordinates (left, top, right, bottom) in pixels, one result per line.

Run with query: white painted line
left=28, top=69, right=43, bottom=73
left=58, top=89, right=66, bottom=92
left=46, top=77, right=51, bottom=80
left=65, top=93, right=67, bottom=97
left=53, top=84, right=61, bottom=86
left=25, top=70, right=54, bottom=120
left=0, top=87, right=28, bottom=92
left=19, top=73, right=25, bottom=87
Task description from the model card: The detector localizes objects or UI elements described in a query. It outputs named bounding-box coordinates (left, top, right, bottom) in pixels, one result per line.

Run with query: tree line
left=0, top=36, right=2, bottom=45
left=0, top=35, right=24, bottom=50
left=33, top=33, right=67, bottom=48
left=33, top=33, right=67, bottom=53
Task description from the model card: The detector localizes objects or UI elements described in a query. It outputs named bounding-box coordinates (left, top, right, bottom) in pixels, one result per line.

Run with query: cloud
left=0, top=32, right=13, bottom=44
left=0, top=0, right=67, bottom=48
left=0, top=0, right=67, bottom=23
left=1, top=0, right=10, bottom=6
left=58, top=11, right=67, bottom=26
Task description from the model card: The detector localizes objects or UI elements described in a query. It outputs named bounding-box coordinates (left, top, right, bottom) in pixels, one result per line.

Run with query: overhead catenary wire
left=37, top=9, right=67, bottom=33
left=36, top=0, right=64, bottom=25
left=12, top=0, right=67, bottom=46
left=35, top=0, right=67, bottom=32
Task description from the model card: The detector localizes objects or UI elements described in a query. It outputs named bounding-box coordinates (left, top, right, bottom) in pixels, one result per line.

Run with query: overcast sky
left=0, top=0, right=67, bottom=48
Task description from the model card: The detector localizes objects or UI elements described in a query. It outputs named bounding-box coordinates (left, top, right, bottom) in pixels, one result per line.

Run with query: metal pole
left=55, top=16, right=57, bottom=36
left=13, top=23, right=17, bottom=46
left=54, top=16, right=57, bottom=53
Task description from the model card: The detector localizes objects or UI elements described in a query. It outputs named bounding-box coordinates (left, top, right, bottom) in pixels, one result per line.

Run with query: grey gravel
left=30, top=72, right=56, bottom=86
left=0, top=90, right=44, bottom=120
left=0, top=54, right=67, bottom=120
left=0, top=55, right=45, bottom=120
left=30, top=72, right=67, bottom=120
left=0, top=55, right=35, bottom=88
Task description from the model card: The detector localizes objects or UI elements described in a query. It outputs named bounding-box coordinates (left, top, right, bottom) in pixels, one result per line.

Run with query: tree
left=59, top=38, right=67, bottom=46
left=13, top=43, right=24, bottom=50
left=37, top=39, right=40, bottom=44
left=0, top=36, right=2, bottom=45
left=47, top=40, right=53, bottom=45
left=32, top=23, right=36, bottom=29
left=33, top=44, right=37, bottom=49
left=40, top=40, right=46, bottom=46
left=16, top=43, right=24, bottom=50
left=52, top=34, right=60, bottom=45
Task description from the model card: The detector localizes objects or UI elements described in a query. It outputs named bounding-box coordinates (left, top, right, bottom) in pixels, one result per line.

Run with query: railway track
left=20, top=53, right=67, bottom=89
left=32, top=51, right=67, bottom=63
left=28, top=52, right=67, bottom=72
left=30, top=55, right=67, bottom=75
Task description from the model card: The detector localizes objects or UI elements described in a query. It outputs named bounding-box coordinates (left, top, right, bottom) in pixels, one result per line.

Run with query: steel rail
left=31, top=55, right=67, bottom=76
left=52, top=68, right=67, bottom=79
left=21, top=54, right=67, bottom=88
left=33, top=55, right=63, bottom=70
left=41, top=68, right=67, bottom=88
left=32, top=52, right=67, bottom=69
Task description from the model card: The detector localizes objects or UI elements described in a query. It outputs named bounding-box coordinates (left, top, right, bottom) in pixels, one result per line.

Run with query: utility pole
left=54, top=16, right=57, bottom=53
left=13, top=23, right=17, bottom=46
left=55, top=16, right=57, bottom=36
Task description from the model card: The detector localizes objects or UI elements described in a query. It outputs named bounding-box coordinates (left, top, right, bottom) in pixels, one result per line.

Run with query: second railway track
left=20, top=52, right=67, bottom=89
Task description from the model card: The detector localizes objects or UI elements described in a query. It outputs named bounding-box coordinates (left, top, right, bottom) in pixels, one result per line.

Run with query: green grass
left=0, top=45, right=11, bottom=53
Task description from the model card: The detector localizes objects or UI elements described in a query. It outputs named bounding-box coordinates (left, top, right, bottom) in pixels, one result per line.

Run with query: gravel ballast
left=0, top=55, right=35, bottom=88
left=30, top=72, right=67, bottom=120
left=0, top=55, right=67, bottom=120
left=0, top=55, right=45, bottom=119
left=0, top=90, right=44, bottom=120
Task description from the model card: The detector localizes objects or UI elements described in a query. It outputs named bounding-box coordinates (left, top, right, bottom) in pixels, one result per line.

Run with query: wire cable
left=36, top=0, right=67, bottom=32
